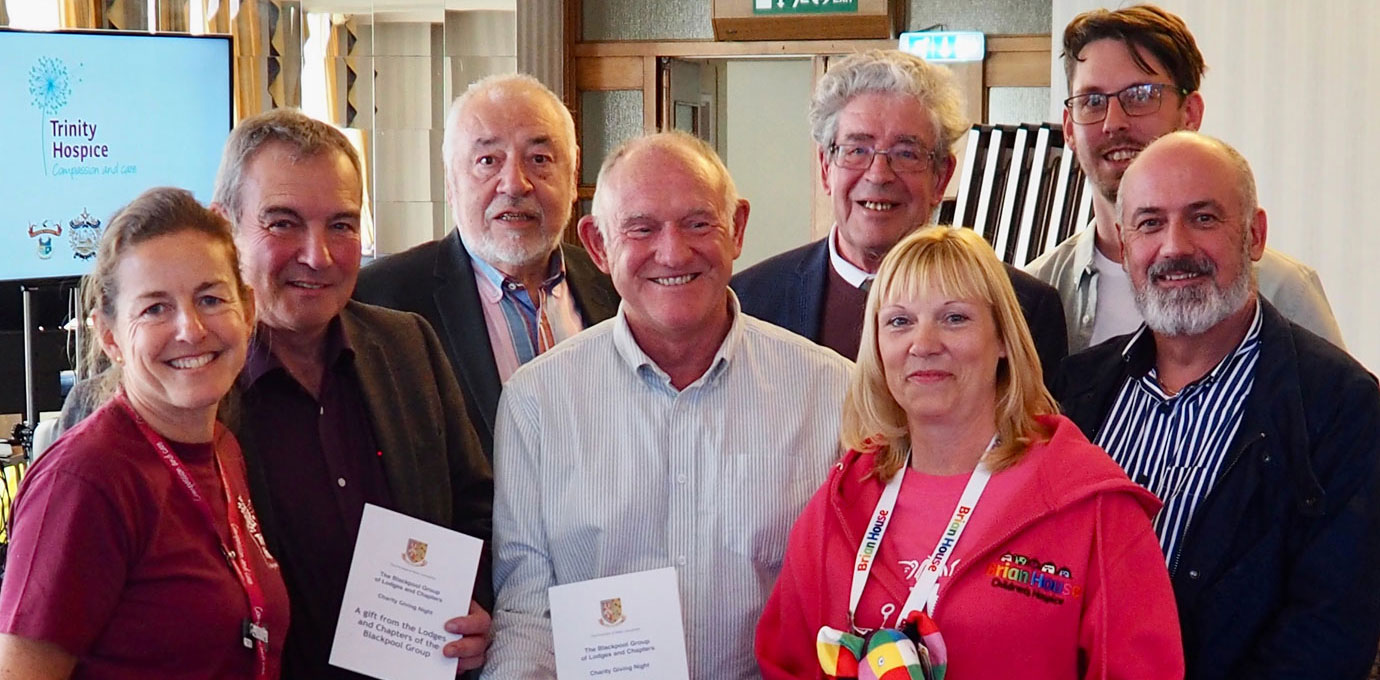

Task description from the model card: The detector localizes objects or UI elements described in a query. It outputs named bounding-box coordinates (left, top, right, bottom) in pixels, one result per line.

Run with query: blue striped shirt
left=469, top=245, right=581, bottom=368
left=482, top=293, right=853, bottom=680
left=1094, top=302, right=1262, bottom=572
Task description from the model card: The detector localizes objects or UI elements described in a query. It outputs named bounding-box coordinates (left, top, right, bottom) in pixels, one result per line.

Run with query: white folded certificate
left=548, top=567, right=690, bottom=680
left=329, top=503, right=484, bottom=680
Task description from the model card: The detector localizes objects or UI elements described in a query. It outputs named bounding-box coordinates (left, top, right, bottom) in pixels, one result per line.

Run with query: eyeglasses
left=1063, top=83, right=1190, bottom=125
left=828, top=143, right=938, bottom=174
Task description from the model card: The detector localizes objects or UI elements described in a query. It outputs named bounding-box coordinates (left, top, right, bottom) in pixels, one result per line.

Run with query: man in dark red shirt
left=211, top=109, right=494, bottom=679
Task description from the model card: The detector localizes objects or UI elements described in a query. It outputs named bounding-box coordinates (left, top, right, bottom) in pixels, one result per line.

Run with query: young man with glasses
left=732, top=49, right=1067, bottom=379
left=1025, top=4, right=1344, bottom=352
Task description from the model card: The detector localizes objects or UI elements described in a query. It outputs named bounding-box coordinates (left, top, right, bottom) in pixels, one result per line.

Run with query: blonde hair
left=841, top=226, right=1058, bottom=478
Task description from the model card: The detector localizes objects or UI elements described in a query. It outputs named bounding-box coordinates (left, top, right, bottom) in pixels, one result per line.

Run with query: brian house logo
left=985, top=551, right=1083, bottom=605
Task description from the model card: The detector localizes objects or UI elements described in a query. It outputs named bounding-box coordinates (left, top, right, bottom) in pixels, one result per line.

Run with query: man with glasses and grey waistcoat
left=731, top=49, right=1068, bottom=383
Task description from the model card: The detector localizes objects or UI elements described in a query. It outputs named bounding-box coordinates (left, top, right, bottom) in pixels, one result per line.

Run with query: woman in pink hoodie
left=755, top=226, right=1182, bottom=680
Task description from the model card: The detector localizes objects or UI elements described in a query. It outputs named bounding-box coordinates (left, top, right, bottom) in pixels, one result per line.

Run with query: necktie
left=535, top=286, right=556, bottom=354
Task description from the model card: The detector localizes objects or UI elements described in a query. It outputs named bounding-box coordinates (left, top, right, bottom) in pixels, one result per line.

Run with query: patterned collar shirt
left=1094, top=301, right=1263, bottom=574
left=481, top=292, right=853, bottom=680
left=464, top=235, right=585, bottom=382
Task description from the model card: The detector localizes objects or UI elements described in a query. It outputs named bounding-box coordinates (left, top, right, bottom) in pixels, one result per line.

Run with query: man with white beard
left=1056, top=131, right=1380, bottom=680
left=356, top=74, right=618, bottom=458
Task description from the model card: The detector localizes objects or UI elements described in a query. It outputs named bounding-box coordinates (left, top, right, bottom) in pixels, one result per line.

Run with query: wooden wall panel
left=575, top=56, right=643, bottom=90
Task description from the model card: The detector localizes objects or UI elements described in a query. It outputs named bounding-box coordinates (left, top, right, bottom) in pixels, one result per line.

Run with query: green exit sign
left=754, top=0, right=858, bottom=15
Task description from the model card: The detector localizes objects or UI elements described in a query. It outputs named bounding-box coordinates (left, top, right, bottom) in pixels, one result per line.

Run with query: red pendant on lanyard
left=116, top=393, right=272, bottom=680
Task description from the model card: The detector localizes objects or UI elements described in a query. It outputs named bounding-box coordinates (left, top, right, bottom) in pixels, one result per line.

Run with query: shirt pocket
left=717, top=453, right=823, bottom=570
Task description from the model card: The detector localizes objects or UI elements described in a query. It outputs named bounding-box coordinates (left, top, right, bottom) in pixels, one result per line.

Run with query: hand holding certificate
left=549, top=567, right=690, bottom=680
left=330, top=503, right=485, bottom=680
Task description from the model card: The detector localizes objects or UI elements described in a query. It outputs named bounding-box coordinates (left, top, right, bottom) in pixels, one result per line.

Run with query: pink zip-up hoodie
left=756, top=415, right=1185, bottom=680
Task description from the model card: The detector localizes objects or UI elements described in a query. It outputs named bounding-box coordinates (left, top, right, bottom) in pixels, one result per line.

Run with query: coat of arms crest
left=68, top=209, right=101, bottom=260
left=599, top=598, right=625, bottom=627
left=28, top=220, right=61, bottom=260
left=403, top=538, right=428, bottom=567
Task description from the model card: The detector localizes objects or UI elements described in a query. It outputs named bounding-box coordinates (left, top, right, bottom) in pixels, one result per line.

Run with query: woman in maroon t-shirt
left=0, top=187, right=290, bottom=679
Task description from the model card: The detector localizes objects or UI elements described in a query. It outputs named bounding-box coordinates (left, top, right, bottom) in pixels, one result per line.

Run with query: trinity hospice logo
left=28, top=57, right=111, bottom=177
left=237, top=495, right=279, bottom=570
left=29, top=56, right=70, bottom=116
left=30, top=56, right=71, bottom=177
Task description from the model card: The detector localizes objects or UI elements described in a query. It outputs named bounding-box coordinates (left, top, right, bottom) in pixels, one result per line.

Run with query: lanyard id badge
left=847, top=453, right=993, bottom=628
left=817, top=438, right=996, bottom=680
left=117, top=394, right=273, bottom=680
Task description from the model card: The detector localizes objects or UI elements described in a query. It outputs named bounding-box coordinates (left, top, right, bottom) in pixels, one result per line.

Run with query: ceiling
left=297, top=0, right=515, bottom=21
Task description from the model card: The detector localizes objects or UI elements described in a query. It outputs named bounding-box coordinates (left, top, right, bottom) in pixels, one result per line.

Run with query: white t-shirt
left=1089, top=246, right=1142, bottom=346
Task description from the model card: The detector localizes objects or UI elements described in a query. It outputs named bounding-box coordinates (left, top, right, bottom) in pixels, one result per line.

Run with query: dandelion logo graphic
left=30, top=57, right=70, bottom=114
left=29, top=57, right=71, bottom=176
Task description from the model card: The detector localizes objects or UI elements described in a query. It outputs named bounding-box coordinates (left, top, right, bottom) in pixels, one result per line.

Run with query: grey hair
left=441, top=73, right=578, bottom=175
left=809, top=50, right=968, bottom=158
left=212, top=108, right=362, bottom=225
left=589, top=131, right=739, bottom=237
left=1116, top=130, right=1258, bottom=225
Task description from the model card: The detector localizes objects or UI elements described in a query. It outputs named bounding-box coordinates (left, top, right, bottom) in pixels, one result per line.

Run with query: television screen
left=0, top=29, right=231, bottom=282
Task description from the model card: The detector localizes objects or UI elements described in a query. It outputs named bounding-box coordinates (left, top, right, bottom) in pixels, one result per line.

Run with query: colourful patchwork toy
left=816, top=611, right=947, bottom=680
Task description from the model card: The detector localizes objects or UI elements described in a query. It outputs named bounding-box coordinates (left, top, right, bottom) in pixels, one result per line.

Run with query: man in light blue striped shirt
left=481, top=131, right=853, bottom=679
left=1058, top=131, right=1380, bottom=680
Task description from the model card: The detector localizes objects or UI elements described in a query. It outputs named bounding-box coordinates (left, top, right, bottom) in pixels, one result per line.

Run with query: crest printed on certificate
left=329, top=503, right=484, bottom=680
left=549, top=567, right=690, bottom=679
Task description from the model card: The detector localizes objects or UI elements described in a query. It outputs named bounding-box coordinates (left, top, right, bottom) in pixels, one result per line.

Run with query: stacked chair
left=940, top=122, right=1093, bottom=266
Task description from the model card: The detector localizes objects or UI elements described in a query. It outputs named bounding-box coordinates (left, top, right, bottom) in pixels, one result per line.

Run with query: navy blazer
left=731, top=238, right=1068, bottom=383
left=1056, top=301, right=1380, bottom=680
left=354, top=231, right=619, bottom=459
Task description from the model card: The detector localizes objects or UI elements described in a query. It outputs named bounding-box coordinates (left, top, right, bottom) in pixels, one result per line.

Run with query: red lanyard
left=116, top=394, right=272, bottom=679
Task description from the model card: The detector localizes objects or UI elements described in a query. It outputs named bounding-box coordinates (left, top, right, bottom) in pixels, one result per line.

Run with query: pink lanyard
left=116, top=394, right=272, bottom=679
